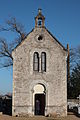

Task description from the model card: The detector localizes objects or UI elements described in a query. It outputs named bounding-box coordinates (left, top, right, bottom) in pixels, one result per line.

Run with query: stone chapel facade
left=12, top=9, right=67, bottom=117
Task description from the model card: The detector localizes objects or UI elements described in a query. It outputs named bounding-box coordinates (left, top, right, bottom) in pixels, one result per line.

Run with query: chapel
left=12, top=9, right=67, bottom=117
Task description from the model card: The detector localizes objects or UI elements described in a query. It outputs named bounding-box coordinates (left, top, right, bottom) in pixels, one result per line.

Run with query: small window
left=38, top=35, right=43, bottom=41
left=41, top=52, right=46, bottom=72
left=33, top=52, right=39, bottom=71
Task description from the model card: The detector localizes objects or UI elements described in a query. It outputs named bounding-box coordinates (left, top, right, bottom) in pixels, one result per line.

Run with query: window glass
left=33, top=52, right=39, bottom=71
left=41, top=52, right=46, bottom=72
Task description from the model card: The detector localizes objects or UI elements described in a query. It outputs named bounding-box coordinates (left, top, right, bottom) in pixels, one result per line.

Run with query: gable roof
left=12, top=27, right=67, bottom=52
left=45, top=27, right=67, bottom=51
left=12, top=28, right=34, bottom=52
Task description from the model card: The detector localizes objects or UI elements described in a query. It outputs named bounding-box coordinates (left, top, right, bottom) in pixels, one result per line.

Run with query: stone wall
left=12, top=27, right=67, bottom=117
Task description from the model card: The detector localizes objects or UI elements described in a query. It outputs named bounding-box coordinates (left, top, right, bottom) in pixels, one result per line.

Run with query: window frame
left=33, top=52, right=39, bottom=71
left=41, top=52, right=46, bottom=72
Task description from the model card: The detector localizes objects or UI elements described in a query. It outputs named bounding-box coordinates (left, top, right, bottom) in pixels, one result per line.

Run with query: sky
left=0, top=0, right=80, bottom=94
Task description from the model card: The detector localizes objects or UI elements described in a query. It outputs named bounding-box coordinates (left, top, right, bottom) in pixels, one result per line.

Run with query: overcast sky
left=0, top=0, right=80, bottom=94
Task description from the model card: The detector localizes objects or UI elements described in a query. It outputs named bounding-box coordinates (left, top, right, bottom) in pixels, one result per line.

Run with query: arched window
left=33, top=52, right=39, bottom=71
left=41, top=52, right=46, bottom=72
left=38, top=18, right=42, bottom=27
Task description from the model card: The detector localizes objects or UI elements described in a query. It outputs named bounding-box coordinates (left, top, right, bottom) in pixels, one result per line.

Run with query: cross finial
left=38, top=8, right=42, bottom=14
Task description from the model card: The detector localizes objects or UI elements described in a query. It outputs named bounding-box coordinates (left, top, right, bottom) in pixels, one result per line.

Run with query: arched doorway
left=33, top=84, right=46, bottom=115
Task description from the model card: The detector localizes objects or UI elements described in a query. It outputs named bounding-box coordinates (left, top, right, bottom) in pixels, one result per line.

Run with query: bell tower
left=35, top=9, right=45, bottom=28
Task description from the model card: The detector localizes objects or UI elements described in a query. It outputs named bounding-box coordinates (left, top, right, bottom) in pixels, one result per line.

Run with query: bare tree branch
left=70, top=46, right=80, bottom=72
left=6, top=17, right=26, bottom=42
left=0, top=17, right=27, bottom=68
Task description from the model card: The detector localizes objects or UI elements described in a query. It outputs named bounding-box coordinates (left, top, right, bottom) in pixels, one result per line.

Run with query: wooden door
left=35, top=94, right=45, bottom=115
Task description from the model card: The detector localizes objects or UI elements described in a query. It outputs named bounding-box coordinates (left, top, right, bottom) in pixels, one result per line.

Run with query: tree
left=67, top=46, right=80, bottom=98
left=70, top=46, right=80, bottom=70
left=68, top=64, right=80, bottom=98
left=0, top=17, right=27, bottom=68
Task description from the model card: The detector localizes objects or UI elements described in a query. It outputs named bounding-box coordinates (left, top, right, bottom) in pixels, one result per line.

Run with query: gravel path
left=0, top=113, right=80, bottom=120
